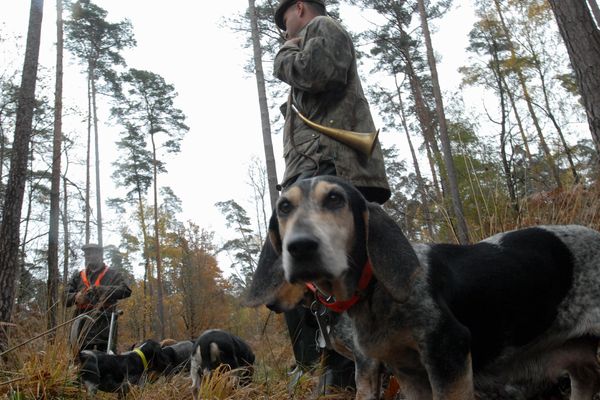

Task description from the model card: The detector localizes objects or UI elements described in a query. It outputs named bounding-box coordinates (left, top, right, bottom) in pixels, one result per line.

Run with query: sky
left=1, top=0, right=477, bottom=276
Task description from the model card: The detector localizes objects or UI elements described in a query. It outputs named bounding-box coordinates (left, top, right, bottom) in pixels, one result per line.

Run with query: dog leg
left=190, top=346, right=202, bottom=400
left=190, top=372, right=200, bottom=400
left=422, top=352, right=475, bottom=400
left=422, top=318, right=475, bottom=400
left=354, top=355, right=380, bottom=400
left=82, top=380, right=98, bottom=398
left=117, top=384, right=129, bottom=400
left=568, top=364, right=600, bottom=400
left=392, top=371, right=431, bottom=400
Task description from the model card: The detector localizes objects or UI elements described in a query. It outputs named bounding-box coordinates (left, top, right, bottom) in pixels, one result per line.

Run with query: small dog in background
left=158, top=339, right=194, bottom=376
left=77, top=339, right=163, bottom=397
left=190, top=329, right=255, bottom=400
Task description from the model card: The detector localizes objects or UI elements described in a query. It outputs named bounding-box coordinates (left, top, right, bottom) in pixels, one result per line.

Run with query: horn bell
left=291, top=105, right=379, bottom=157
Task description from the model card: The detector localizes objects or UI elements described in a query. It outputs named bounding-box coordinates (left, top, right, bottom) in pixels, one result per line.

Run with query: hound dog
left=190, top=329, right=255, bottom=400
left=157, top=339, right=194, bottom=376
left=77, top=339, right=163, bottom=397
left=246, top=239, right=383, bottom=399
left=246, top=244, right=572, bottom=400
left=253, top=175, right=600, bottom=400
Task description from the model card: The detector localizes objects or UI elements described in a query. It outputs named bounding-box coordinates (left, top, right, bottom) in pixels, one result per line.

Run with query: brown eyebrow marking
left=312, top=181, right=342, bottom=204
left=282, top=186, right=303, bottom=208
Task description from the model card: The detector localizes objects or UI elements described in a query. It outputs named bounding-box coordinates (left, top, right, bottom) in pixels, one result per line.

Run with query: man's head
left=274, top=0, right=327, bottom=38
left=82, top=244, right=104, bottom=271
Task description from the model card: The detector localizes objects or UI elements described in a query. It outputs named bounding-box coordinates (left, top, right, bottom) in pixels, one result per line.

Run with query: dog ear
left=243, top=238, right=286, bottom=307
left=268, top=209, right=282, bottom=254
left=365, top=202, right=421, bottom=303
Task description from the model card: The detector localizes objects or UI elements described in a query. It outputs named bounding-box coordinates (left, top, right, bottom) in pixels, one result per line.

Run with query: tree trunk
left=136, top=187, right=152, bottom=339
left=47, top=0, right=64, bottom=336
left=394, top=75, right=435, bottom=239
left=494, top=0, right=562, bottom=189
left=18, top=151, right=35, bottom=306
left=521, top=20, right=580, bottom=184
left=0, top=0, right=43, bottom=351
left=548, top=0, right=600, bottom=158
left=91, top=78, right=103, bottom=247
left=588, top=0, right=600, bottom=27
left=417, top=0, right=470, bottom=244
left=402, top=48, right=443, bottom=200
left=62, top=176, right=69, bottom=289
left=501, top=73, right=533, bottom=165
left=491, top=41, right=519, bottom=214
left=248, top=0, right=279, bottom=210
left=150, top=133, right=165, bottom=339
left=533, top=58, right=579, bottom=184
left=85, top=67, right=92, bottom=244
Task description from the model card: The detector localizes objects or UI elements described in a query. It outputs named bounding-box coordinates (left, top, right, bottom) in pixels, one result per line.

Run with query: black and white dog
left=251, top=175, right=600, bottom=400
left=77, top=339, right=163, bottom=397
left=190, top=329, right=255, bottom=400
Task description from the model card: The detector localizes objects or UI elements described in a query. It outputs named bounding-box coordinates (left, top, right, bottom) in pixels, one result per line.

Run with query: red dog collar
left=305, top=259, right=373, bottom=313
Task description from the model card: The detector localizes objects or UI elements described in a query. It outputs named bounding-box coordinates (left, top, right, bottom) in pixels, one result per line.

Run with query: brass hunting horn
left=291, top=104, right=379, bottom=157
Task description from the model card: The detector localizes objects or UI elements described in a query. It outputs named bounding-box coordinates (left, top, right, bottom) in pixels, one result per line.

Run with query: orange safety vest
left=77, top=266, right=109, bottom=309
left=80, top=266, right=108, bottom=289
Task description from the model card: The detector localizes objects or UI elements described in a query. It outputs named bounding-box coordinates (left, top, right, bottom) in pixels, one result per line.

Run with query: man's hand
left=284, top=37, right=302, bottom=47
left=74, top=290, right=88, bottom=305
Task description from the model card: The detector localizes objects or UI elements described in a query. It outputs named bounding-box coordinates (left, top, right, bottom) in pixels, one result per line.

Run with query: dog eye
left=324, top=192, right=345, bottom=209
left=278, top=199, right=294, bottom=215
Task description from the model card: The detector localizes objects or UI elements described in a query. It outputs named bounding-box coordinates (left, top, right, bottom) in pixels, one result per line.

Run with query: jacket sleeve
left=65, top=272, right=80, bottom=307
left=98, top=270, right=132, bottom=304
left=274, top=17, right=353, bottom=93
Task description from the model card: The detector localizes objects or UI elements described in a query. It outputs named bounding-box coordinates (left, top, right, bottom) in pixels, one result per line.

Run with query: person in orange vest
left=66, top=244, right=132, bottom=353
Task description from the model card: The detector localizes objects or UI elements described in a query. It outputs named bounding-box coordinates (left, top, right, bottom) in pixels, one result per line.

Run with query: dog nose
left=287, top=234, right=319, bottom=258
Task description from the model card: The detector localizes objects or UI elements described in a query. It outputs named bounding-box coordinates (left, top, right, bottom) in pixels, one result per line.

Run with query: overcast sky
left=1, top=0, right=477, bottom=276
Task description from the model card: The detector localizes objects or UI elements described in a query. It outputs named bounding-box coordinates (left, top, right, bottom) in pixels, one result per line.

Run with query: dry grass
left=0, top=312, right=356, bottom=400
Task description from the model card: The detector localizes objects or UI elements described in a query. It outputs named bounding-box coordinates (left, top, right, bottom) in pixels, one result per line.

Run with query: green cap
left=274, top=0, right=326, bottom=30
left=82, top=243, right=103, bottom=254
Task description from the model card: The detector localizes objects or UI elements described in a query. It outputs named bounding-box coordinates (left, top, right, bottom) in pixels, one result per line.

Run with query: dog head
left=136, top=339, right=167, bottom=377
left=258, top=175, right=420, bottom=305
left=77, top=350, right=100, bottom=395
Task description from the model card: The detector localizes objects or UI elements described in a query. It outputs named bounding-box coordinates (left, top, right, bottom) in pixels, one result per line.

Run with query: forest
left=0, top=0, right=599, bottom=399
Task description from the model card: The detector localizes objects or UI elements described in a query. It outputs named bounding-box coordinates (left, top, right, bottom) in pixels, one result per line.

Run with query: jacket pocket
left=283, top=129, right=320, bottom=158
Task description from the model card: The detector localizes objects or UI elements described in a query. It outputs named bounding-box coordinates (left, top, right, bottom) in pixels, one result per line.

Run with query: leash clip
left=311, top=300, right=333, bottom=350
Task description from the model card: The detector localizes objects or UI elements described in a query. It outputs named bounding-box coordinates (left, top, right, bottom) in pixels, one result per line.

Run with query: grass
left=0, top=316, right=356, bottom=400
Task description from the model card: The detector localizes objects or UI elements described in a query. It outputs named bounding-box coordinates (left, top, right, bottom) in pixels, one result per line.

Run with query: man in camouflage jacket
left=272, top=0, right=391, bottom=393
left=66, top=244, right=131, bottom=353
left=274, top=0, right=390, bottom=204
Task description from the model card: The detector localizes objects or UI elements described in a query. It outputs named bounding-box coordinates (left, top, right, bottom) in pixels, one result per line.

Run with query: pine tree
left=65, top=0, right=135, bottom=245
left=0, top=0, right=44, bottom=351
left=112, top=68, right=188, bottom=339
left=47, top=0, right=64, bottom=337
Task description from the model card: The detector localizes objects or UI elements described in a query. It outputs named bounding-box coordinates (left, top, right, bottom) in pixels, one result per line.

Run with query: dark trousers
left=284, top=306, right=356, bottom=390
left=73, top=310, right=118, bottom=353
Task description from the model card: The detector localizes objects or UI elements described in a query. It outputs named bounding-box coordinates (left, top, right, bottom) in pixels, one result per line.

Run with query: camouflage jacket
left=274, top=16, right=390, bottom=204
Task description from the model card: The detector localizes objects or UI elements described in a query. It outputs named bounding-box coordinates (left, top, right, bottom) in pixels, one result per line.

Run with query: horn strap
left=305, top=259, right=373, bottom=313
left=133, top=348, right=149, bottom=371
